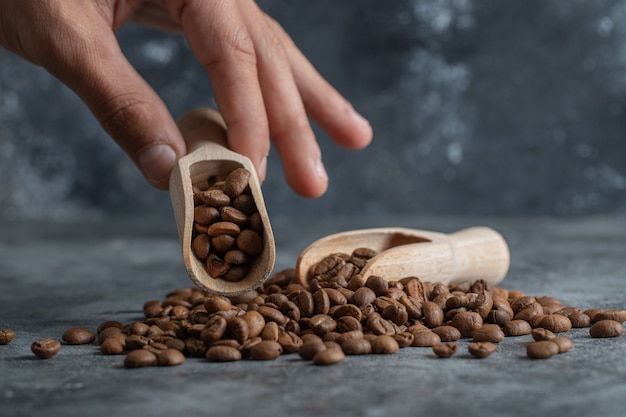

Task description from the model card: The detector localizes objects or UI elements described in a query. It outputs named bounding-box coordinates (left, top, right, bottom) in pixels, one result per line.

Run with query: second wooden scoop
left=296, top=226, right=510, bottom=287
left=169, top=108, right=276, bottom=296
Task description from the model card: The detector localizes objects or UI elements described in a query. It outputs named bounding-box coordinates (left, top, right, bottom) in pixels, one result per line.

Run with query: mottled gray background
left=1, top=0, right=625, bottom=223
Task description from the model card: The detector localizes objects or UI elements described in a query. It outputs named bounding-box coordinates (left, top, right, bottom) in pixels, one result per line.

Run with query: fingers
left=165, top=0, right=271, bottom=182
left=236, top=1, right=328, bottom=197
left=268, top=19, right=373, bottom=151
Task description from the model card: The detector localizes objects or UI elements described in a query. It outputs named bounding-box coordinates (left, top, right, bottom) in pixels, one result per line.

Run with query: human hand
left=0, top=0, right=372, bottom=197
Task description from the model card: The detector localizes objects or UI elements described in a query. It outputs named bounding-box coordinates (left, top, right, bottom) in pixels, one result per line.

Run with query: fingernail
left=138, top=144, right=177, bottom=182
left=351, top=107, right=371, bottom=128
left=316, top=159, right=328, bottom=182
left=258, top=156, right=267, bottom=183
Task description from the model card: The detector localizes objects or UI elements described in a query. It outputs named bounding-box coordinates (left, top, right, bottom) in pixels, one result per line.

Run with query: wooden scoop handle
left=359, top=227, right=510, bottom=285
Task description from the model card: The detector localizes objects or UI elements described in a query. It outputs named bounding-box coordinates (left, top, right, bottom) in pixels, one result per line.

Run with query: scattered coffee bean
left=312, top=348, right=345, bottom=365
left=503, top=320, right=532, bottom=337
left=371, top=335, right=399, bottom=354
left=250, top=340, right=283, bottom=360
left=589, top=320, right=624, bottom=338
left=539, top=314, right=572, bottom=333
left=526, top=340, right=559, bottom=359
left=432, top=343, right=458, bottom=358
left=62, top=327, right=96, bottom=345
left=31, top=338, right=61, bottom=359
left=472, top=324, right=505, bottom=343
left=432, top=325, right=461, bottom=342
left=411, top=331, right=441, bottom=347
left=531, top=328, right=556, bottom=341
left=158, top=349, right=186, bottom=366
left=124, top=349, right=157, bottom=368
left=206, top=345, right=242, bottom=362
left=468, top=342, right=496, bottom=358
left=592, top=309, right=626, bottom=324
left=0, top=329, right=15, bottom=345
left=552, top=336, right=574, bottom=353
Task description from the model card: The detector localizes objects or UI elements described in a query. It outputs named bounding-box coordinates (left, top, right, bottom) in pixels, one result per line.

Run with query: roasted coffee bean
left=422, top=301, right=444, bottom=328
left=336, top=316, right=363, bottom=333
left=62, top=327, right=96, bottom=345
left=472, top=324, right=505, bottom=343
left=199, top=189, right=230, bottom=207
left=226, top=317, right=249, bottom=345
left=432, top=342, right=458, bottom=358
left=555, top=308, right=590, bottom=328
left=365, top=275, right=389, bottom=296
left=184, top=338, right=207, bottom=357
left=260, top=321, right=280, bottom=341
left=194, top=205, right=220, bottom=225
left=382, top=303, right=409, bottom=326
left=257, top=305, right=287, bottom=325
left=531, top=328, right=556, bottom=341
left=192, top=234, right=212, bottom=259
left=250, top=340, right=283, bottom=360
left=589, top=320, right=624, bottom=338
left=353, top=287, right=377, bottom=307
left=100, top=336, right=125, bottom=355
left=165, top=338, right=186, bottom=352
left=313, top=289, right=331, bottom=315
left=124, top=349, right=157, bottom=368
left=97, top=320, right=124, bottom=334
left=513, top=300, right=544, bottom=322
left=237, top=230, right=263, bottom=256
left=539, top=314, right=572, bottom=333
left=220, top=206, right=249, bottom=226
left=0, top=329, right=15, bottom=345
left=584, top=308, right=602, bottom=322
left=370, top=335, right=399, bottom=354
left=278, top=331, right=303, bottom=353
left=98, top=326, right=122, bottom=344
left=240, top=337, right=262, bottom=358
left=31, top=338, right=61, bottom=359
left=392, top=332, right=414, bottom=348
left=450, top=311, right=483, bottom=338
left=296, top=290, right=315, bottom=317
left=312, top=348, right=345, bottom=365
left=206, top=345, right=242, bottom=362
left=593, top=309, right=626, bottom=324
left=503, top=320, right=532, bottom=337
left=341, top=338, right=372, bottom=355
left=299, top=340, right=326, bottom=360
left=241, top=310, right=265, bottom=338
left=526, top=340, right=559, bottom=359
left=432, top=325, right=461, bottom=342
left=366, top=313, right=395, bottom=336
left=157, top=349, right=186, bottom=366
left=468, top=342, right=496, bottom=358
left=309, top=314, right=337, bottom=336
left=552, top=336, right=574, bottom=353
left=206, top=214, right=243, bottom=231
left=223, top=167, right=251, bottom=197
left=331, top=304, right=363, bottom=322
left=204, top=296, right=232, bottom=314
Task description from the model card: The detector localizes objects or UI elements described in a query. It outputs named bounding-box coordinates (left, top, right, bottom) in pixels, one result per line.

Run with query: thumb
left=52, top=35, right=186, bottom=190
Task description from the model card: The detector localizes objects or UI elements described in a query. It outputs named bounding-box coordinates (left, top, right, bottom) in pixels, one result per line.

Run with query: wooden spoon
left=296, top=226, right=510, bottom=287
left=169, top=108, right=275, bottom=296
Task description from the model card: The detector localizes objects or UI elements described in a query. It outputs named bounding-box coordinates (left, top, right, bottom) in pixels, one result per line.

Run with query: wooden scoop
left=296, top=226, right=510, bottom=287
left=169, top=108, right=276, bottom=296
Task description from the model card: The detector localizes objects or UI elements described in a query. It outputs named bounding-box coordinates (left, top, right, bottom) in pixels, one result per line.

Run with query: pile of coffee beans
left=191, top=167, right=264, bottom=282
left=3, top=247, right=624, bottom=366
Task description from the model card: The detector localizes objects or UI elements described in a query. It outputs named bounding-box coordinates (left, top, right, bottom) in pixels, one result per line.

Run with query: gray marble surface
left=1, top=214, right=625, bottom=417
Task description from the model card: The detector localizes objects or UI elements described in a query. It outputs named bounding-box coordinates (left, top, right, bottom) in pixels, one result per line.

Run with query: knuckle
left=95, top=93, right=152, bottom=140
left=201, top=26, right=257, bottom=71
